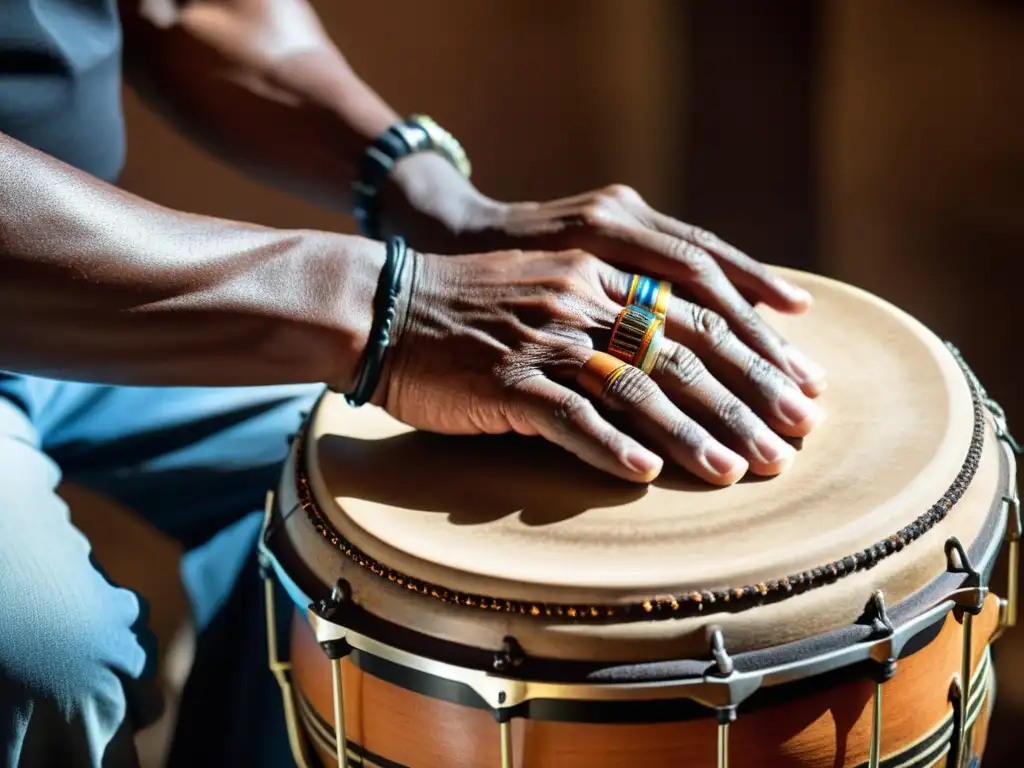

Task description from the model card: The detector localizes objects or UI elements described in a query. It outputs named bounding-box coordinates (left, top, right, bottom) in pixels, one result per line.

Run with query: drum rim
left=268, top=440, right=1007, bottom=689
left=294, top=343, right=986, bottom=625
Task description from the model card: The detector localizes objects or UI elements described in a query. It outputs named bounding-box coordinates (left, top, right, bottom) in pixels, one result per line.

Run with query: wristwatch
left=353, top=114, right=471, bottom=240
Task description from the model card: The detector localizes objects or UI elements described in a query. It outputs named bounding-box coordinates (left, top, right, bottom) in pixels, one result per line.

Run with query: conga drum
left=259, top=271, right=1020, bottom=768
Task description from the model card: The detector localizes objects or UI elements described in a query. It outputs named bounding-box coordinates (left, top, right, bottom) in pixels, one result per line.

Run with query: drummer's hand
left=383, top=167, right=824, bottom=397
left=381, top=249, right=824, bottom=486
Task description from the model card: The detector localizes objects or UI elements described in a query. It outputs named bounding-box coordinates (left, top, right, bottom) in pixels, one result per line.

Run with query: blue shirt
left=0, top=0, right=125, bottom=182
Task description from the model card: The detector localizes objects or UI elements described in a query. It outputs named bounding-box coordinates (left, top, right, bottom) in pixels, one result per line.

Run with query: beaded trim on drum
left=297, top=349, right=986, bottom=622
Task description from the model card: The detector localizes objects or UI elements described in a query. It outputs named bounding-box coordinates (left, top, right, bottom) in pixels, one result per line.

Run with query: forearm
left=0, top=132, right=382, bottom=387
left=119, top=0, right=396, bottom=212
left=118, top=0, right=497, bottom=249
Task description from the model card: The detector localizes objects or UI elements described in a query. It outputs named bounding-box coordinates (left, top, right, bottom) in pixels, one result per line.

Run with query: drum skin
left=271, top=270, right=1014, bottom=767
left=289, top=596, right=999, bottom=767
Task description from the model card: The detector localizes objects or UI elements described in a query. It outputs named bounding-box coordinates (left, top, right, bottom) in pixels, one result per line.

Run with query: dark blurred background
left=110, top=0, right=1023, bottom=763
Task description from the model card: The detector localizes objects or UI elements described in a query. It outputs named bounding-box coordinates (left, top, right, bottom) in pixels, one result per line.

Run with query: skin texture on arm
left=117, top=0, right=492, bottom=232
left=0, top=131, right=383, bottom=387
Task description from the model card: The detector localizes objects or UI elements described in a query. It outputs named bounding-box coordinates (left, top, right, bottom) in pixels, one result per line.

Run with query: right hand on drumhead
left=381, top=249, right=825, bottom=486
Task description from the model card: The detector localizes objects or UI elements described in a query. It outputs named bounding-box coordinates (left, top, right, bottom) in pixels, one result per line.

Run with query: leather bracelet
left=353, top=115, right=471, bottom=240
left=346, top=236, right=410, bottom=407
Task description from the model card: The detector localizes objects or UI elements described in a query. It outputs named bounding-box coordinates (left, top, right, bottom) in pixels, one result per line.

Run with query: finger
left=660, top=301, right=823, bottom=437
left=510, top=375, right=663, bottom=483
left=598, top=259, right=827, bottom=397
left=578, top=352, right=749, bottom=486
left=646, top=213, right=811, bottom=313
left=647, top=339, right=796, bottom=476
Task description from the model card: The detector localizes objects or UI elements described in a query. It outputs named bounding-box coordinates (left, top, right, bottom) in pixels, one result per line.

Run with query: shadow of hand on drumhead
left=316, top=431, right=726, bottom=527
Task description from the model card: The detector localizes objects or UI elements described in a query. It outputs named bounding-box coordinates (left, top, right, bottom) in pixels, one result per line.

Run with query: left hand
left=380, top=156, right=825, bottom=397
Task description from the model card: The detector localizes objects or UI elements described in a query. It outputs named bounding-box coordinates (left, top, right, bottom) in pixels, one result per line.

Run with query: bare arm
left=0, top=132, right=382, bottom=387
left=118, top=0, right=491, bottom=241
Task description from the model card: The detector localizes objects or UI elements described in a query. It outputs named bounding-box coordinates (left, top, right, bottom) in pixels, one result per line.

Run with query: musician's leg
left=0, top=392, right=157, bottom=768
left=0, top=374, right=322, bottom=766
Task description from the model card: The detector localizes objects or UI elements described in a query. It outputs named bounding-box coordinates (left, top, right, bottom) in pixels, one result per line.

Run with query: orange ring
left=577, top=351, right=631, bottom=400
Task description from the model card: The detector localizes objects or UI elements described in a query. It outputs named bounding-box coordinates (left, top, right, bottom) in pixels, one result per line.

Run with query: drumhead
left=278, top=270, right=1006, bottom=661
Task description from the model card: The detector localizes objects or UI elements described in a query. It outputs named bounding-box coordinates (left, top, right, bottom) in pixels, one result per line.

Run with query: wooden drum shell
left=288, top=596, right=998, bottom=768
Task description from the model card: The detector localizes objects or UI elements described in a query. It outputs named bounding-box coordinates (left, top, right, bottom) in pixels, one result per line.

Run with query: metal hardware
left=978, top=374, right=1021, bottom=639
left=945, top=538, right=983, bottom=768
left=315, top=580, right=355, bottom=768
left=302, top=575, right=1002, bottom=714
left=706, top=629, right=739, bottom=768
left=709, top=626, right=735, bottom=677
left=867, top=591, right=898, bottom=681
left=491, top=638, right=522, bottom=767
left=260, top=492, right=314, bottom=768
left=998, top=493, right=1021, bottom=635
left=499, top=720, right=513, bottom=768
left=948, top=675, right=965, bottom=768
left=716, top=719, right=729, bottom=768
left=866, top=592, right=895, bottom=768
left=492, top=636, right=525, bottom=673
left=946, top=538, right=987, bottom=615
left=984, top=395, right=1022, bottom=456
left=330, top=659, right=346, bottom=768
left=868, top=683, right=883, bottom=768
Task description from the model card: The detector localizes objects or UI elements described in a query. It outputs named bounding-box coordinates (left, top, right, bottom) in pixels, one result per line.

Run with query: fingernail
left=752, top=430, right=796, bottom=465
left=702, top=443, right=747, bottom=478
left=785, top=346, right=827, bottom=388
left=626, top=447, right=663, bottom=477
left=775, top=278, right=812, bottom=305
left=777, top=388, right=824, bottom=430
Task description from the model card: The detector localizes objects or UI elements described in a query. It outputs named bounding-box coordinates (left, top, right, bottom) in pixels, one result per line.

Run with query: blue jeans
left=0, top=374, right=322, bottom=767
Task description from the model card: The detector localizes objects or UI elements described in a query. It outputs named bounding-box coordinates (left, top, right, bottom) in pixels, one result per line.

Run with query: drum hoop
left=281, top=486, right=1006, bottom=712
left=295, top=342, right=987, bottom=623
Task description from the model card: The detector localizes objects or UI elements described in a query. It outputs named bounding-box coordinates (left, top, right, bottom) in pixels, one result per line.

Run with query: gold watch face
left=409, top=114, right=472, bottom=178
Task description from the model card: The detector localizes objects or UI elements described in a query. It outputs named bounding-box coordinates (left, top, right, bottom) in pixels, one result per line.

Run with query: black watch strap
left=353, top=115, right=470, bottom=241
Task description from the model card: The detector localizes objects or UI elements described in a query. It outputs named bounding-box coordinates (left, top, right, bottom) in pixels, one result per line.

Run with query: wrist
left=281, top=232, right=387, bottom=391
left=379, top=153, right=507, bottom=253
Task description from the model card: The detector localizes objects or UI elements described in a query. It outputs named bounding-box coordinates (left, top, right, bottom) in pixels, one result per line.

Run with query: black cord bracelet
left=346, top=236, right=409, bottom=407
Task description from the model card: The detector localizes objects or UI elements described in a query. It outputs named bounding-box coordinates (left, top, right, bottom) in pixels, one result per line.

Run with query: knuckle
left=607, top=365, right=659, bottom=405
left=662, top=343, right=708, bottom=386
left=741, top=309, right=778, bottom=348
left=691, top=307, right=730, bottom=344
left=552, top=392, right=596, bottom=428
left=714, top=395, right=749, bottom=428
left=601, top=183, right=642, bottom=205
left=534, top=294, right=566, bottom=321
left=562, top=248, right=596, bottom=273
left=596, top=428, right=630, bottom=458
left=543, top=273, right=579, bottom=297
left=520, top=325, right=552, bottom=352
left=668, top=418, right=703, bottom=447
left=580, top=201, right=615, bottom=228
left=746, top=355, right=782, bottom=388
left=670, top=240, right=715, bottom=275
left=691, top=226, right=718, bottom=247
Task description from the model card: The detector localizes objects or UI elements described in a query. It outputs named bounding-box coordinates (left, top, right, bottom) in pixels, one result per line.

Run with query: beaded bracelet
left=346, top=236, right=410, bottom=407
